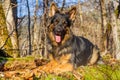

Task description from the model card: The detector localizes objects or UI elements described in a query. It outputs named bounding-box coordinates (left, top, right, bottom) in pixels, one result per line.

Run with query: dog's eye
left=63, top=21, right=67, bottom=26
left=62, top=20, right=67, bottom=24
left=64, top=21, right=67, bottom=24
left=54, top=19, right=59, bottom=24
left=55, top=19, right=58, bottom=22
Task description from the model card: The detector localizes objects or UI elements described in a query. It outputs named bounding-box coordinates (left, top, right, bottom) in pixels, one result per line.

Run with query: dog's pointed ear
left=67, top=7, right=76, bottom=21
left=49, top=2, right=59, bottom=17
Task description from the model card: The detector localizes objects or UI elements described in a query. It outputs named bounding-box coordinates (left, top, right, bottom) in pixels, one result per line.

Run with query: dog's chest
left=47, top=43, right=73, bottom=57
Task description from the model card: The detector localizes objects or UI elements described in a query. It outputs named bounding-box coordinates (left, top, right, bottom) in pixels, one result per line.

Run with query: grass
left=72, top=56, right=120, bottom=80
left=0, top=56, right=120, bottom=80
left=80, top=64, right=120, bottom=80
left=0, top=56, right=35, bottom=69
left=0, top=56, right=34, bottom=62
left=38, top=58, right=118, bottom=80
left=34, top=72, right=75, bottom=80
left=32, top=63, right=120, bottom=80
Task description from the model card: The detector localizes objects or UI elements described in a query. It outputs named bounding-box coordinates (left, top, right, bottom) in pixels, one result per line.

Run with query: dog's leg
left=89, top=46, right=99, bottom=65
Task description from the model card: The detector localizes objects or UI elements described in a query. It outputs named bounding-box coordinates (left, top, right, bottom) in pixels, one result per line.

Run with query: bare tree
left=43, top=0, right=48, bottom=58
left=11, top=0, right=17, bottom=29
left=78, top=0, right=83, bottom=26
left=33, top=0, right=42, bottom=56
left=110, top=1, right=120, bottom=59
left=0, top=3, right=13, bottom=56
left=26, top=0, right=31, bottom=55
left=99, top=0, right=107, bottom=54
left=115, top=0, right=120, bottom=18
left=2, top=0, right=19, bottom=57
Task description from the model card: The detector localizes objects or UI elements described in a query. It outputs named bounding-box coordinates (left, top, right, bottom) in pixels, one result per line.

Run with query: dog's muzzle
left=54, top=27, right=65, bottom=43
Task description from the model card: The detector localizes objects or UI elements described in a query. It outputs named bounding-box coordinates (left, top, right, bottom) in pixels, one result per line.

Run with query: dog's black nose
left=54, top=27, right=63, bottom=35
left=56, top=26, right=63, bottom=31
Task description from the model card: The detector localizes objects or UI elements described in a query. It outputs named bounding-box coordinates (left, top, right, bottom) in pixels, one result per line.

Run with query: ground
left=0, top=56, right=120, bottom=80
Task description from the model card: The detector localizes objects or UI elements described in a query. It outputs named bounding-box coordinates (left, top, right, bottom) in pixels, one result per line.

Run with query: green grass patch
left=0, top=56, right=35, bottom=68
left=35, top=73, right=75, bottom=80
left=81, top=64, right=120, bottom=80
left=34, top=63, right=120, bottom=80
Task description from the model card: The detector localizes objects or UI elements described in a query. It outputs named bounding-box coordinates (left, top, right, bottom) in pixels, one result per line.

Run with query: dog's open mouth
left=54, top=29, right=66, bottom=43
left=54, top=31, right=63, bottom=43
left=55, top=35, right=61, bottom=43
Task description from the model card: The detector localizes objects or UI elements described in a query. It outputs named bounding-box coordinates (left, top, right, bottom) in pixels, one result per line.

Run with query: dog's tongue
left=55, top=35, right=61, bottom=43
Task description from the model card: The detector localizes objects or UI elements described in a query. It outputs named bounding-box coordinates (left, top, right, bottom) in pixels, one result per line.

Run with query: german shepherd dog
left=47, top=2, right=99, bottom=68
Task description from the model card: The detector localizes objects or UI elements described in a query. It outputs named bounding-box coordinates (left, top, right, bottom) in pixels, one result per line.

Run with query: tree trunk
left=78, top=0, right=83, bottom=26
left=43, top=0, right=48, bottom=58
left=11, top=0, right=18, bottom=34
left=116, top=1, right=120, bottom=60
left=0, top=3, right=13, bottom=57
left=2, top=0, right=19, bottom=57
left=111, top=1, right=120, bottom=59
left=99, top=0, right=107, bottom=54
left=33, top=0, right=42, bottom=56
left=26, top=0, right=32, bottom=55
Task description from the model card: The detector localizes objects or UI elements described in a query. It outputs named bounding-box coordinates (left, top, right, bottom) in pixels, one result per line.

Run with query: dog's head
left=47, top=2, right=76, bottom=46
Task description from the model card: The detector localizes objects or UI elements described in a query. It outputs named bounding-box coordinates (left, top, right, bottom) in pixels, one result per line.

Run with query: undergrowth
left=0, top=56, right=120, bottom=80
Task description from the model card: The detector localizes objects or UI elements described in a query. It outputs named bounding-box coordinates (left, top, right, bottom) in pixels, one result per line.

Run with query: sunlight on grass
left=82, top=64, right=120, bottom=80
left=35, top=63, right=120, bottom=80
left=0, top=56, right=120, bottom=80
left=43, top=73, right=74, bottom=80
left=0, top=56, right=35, bottom=68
